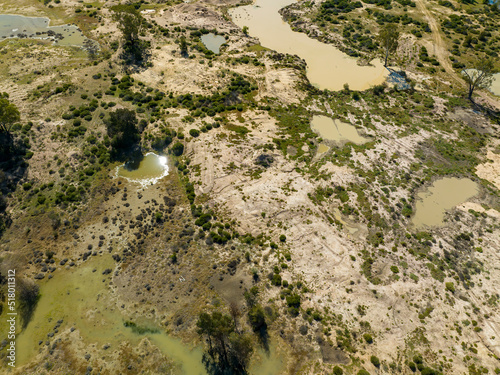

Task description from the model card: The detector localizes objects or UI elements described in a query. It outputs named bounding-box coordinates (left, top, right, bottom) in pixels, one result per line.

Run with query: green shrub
left=189, top=129, right=200, bottom=137
left=409, top=362, right=416, bottom=371
left=333, top=366, right=343, bottom=375
left=445, top=282, right=455, bottom=293
left=370, top=355, right=380, bottom=367
left=171, top=142, right=184, bottom=156
left=271, top=274, right=282, bottom=286
left=286, top=294, right=300, bottom=311
left=363, top=333, right=373, bottom=344
left=248, top=304, right=267, bottom=332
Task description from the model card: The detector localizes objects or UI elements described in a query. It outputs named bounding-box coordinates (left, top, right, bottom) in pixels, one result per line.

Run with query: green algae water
left=9, top=255, right=284, bottom=374
left=316, top=143, right=330, bottom=156
left=116, top=153, right=169, bottom=187
left=12, top=256, right=205, bottom=373
left=0, top=14, right=96, bottom=48
left=201, top=33, right=226, bottom=54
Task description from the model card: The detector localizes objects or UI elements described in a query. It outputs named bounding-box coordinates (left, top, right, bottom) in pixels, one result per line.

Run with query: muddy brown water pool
left=311, top=115, right=368, bottom=144
left=411, top=177, right=479, bottom=229
left=229, top=0, right=387, bottom=91
left=490, top=73, right=500, bottom=96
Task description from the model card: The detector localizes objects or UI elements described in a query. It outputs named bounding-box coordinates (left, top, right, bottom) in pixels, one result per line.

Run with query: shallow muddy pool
left=490, top=73, right=500, bottom=96
left=412, top=177, right=479, bottom=228
left=201, top=33, right=225, bottom=54
left=311, top=115, right=368, bottom=144
left=0, top=14, right=94, bottom=48
left=229, top=0, right=387, bottom=91
left=316, top=143, right=330, bottom=156
left=116, top=152, right=169, bottom=186
left=333, top=208, right=361, bottom=236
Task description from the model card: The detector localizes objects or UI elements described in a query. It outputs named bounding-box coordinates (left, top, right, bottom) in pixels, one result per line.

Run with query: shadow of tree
left=202, top=348, right=249, bottom=375
left=18, top=279, right=40, bottom=329
left=0, top=132, right=29, bottom=237
left=471, top=101, right=500, bottom=121
left=257, top=325, right=270, bottom=353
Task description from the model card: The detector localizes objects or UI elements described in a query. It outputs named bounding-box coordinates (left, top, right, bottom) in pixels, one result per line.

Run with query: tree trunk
left=384, top=46, right=389, bottom=67
left=468, top=82, right=475, bottom=101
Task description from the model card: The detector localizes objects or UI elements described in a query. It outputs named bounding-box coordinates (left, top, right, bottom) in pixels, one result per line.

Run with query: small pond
left=0, top=14, right=95, bottom=48
left=201, top=33, right=225, bottom=54
left=116, top=152, right=169, bottom=187
left=311, top=115, right=368, bottom=145
left=412, top=177, right=479, bottom=229
left=316, top=143, right=330, bottom=156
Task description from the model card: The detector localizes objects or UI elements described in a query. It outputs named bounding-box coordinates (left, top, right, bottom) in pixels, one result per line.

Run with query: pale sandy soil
left=476, top=150, right=500, bottom=190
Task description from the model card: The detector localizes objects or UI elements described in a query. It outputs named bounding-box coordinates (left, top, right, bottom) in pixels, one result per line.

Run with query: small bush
left=271, top=274, right=282, bottom=286
left=370, top=355, right=380, bottom=367
left=171, top=142, right=184, bottom=156
left=445, top=282, right=455, bottom=293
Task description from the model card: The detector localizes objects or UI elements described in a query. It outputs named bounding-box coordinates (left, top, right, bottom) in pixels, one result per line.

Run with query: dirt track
left=414, top=0, right=455, bottom=78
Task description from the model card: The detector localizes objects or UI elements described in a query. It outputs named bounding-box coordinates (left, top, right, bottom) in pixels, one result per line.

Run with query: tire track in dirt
left=414, top=0, right=456, bottom=80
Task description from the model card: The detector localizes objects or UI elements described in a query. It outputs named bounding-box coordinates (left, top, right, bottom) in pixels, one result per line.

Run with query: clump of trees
left=0, top=93, right=20, bottom=137
left=104, top=108, right=141, bottom=159
left=197, top=310, right=254, bottom=374
left=0, top=93, right=28, bottom=236
left=112, top=5, right=150, bottom=66
left=0, top=92, right=21, bottom=162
